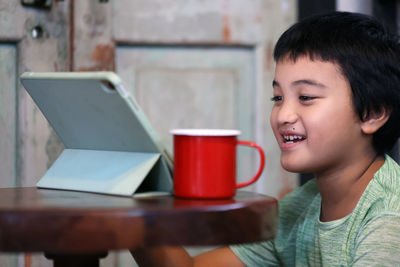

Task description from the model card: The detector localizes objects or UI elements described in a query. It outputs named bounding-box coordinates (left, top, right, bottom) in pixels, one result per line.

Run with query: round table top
left=0, top=187, right=277, bottom=254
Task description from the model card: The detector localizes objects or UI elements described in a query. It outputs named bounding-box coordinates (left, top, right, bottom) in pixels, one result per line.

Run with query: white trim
left=170, top=129, right=241, bottom=136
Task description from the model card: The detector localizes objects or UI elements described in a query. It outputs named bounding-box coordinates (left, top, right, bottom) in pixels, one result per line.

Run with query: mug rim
left=170, top=129, right=241, bottom=136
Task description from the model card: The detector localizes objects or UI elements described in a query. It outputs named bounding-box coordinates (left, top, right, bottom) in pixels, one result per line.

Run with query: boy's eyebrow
left=272, top=79, right=327, bottom=88
left=292, top=79, right=327, bottom=88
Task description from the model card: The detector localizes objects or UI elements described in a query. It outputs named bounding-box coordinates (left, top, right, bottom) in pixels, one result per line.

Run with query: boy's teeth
left=284, top=135, right=304, bottom=142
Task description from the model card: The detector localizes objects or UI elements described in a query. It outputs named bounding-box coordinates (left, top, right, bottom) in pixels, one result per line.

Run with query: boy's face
left=270, top=56, right=366, bottom=175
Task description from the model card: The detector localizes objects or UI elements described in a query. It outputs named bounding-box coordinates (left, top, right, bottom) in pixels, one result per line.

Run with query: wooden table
left=0, top=187, right=278, bottom=267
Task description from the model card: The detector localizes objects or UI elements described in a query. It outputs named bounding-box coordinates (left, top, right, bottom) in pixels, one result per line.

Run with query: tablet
left=20, top=72, right=173, bottom=196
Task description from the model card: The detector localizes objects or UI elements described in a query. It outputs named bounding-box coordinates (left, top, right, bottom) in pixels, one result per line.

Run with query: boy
left=132, top=11, right=400, bottom=266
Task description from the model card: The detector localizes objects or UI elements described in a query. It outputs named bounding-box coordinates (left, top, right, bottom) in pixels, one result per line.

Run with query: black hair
left=274, top=11, right=400, bottom=155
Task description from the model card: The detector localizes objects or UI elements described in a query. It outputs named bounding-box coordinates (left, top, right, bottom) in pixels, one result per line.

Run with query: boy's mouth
left=283, top=135, right=306, bottom=144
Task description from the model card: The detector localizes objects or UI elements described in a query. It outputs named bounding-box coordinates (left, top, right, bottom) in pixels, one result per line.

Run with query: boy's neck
left=317, top=154, right=385, bottom=222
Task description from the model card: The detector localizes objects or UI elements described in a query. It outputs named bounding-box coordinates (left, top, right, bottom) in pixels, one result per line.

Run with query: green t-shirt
left=231, top=155, right=400, bottom=266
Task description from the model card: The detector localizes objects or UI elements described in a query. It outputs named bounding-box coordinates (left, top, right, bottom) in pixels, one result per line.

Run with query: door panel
left=0, top=45, right=17, bottom=187
left=0, top=41, right=18, bottom=267
left=116, top=46, right=256, bottom=181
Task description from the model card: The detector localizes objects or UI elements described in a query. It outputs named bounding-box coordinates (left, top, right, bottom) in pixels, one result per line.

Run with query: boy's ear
left=361, top=109, right=390, bottom=135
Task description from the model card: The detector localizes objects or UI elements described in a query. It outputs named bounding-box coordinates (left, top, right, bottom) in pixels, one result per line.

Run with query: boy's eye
left=299, top=95, right=316, bottom=101
left=271, top=96, right=283, bottom=102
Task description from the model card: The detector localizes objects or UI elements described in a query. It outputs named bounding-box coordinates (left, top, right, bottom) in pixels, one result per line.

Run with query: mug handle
left=235, top=140, right=265, bottom=188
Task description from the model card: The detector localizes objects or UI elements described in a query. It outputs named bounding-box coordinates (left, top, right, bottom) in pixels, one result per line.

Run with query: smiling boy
left=132, top=11, right=400, bottom=266
left=230, top=11, right=400, bottom=266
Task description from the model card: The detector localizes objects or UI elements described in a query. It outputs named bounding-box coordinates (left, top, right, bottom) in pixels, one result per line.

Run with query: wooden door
left=0, top=0, right=296, bottom=266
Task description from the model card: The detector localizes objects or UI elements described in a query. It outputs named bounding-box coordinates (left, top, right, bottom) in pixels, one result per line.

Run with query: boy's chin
left=280, top=157, right=313, bottom=174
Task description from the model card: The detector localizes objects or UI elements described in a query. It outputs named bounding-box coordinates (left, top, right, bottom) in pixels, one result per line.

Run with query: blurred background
left=0, top=0, right=399, bottom=266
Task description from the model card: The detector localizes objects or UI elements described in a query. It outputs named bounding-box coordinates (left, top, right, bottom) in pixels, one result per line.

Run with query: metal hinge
left=21, top=0, right=53, bottom=9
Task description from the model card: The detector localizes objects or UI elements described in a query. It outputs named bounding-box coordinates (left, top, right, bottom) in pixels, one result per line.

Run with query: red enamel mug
left=171, top=129, right=265, bottom=199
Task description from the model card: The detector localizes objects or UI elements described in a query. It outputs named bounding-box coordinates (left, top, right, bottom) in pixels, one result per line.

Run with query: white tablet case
left=20, top=72, right=173, bottom=196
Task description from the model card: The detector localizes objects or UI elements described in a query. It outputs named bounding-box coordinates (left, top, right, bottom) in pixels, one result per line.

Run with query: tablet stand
left=37, top=149, right=172, bottom=196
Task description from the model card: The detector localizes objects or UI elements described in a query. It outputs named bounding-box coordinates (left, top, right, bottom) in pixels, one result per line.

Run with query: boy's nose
left=276, top=103, right=298, bottom=125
